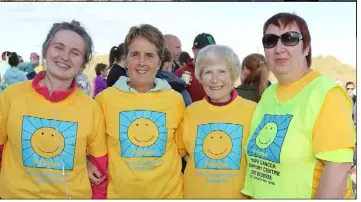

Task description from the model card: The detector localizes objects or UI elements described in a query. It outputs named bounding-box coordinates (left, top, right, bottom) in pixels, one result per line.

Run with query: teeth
left=211, top=87, right=222, bottom=90
left=137, top=70, right=147, bottom=74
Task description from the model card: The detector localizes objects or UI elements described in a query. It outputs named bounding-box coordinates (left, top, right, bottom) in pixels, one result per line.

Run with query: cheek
left=45, top=49, right=55, bottom=62
left=222, top=76, right=233, bottom=88
left=241, top=70, right=248, bottom=78
left=72, top=57, right=84, bottom=69
left=200, top=74, right=211, bottom=86
left=264, top=50, right=273, bottom=61
left=149, top=60, right=160, bottom=72
left=127, top=59, right=137, bottom=70
left=296, top=48, right=307, bottom=60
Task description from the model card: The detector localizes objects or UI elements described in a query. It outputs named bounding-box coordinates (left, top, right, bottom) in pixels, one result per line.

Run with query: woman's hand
left=87, top=160, right=106, bottom=186
left=186, top=76, right=192, bottom=86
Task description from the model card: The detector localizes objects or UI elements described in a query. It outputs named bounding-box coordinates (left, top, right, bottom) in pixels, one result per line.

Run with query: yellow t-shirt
left=95, top=87, right=185, bottom=198
left=0, top=81, right=107, bottom=199
left=178, top=97, right=256, bottom=198
left=276, top=70, right=355, bottom=198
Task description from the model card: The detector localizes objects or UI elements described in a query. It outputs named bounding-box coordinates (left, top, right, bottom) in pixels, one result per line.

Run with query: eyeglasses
left=262, top=31, right=303, bottom=49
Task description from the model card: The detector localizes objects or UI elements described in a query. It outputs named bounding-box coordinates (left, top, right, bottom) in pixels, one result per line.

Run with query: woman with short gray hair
left=178, top=44, right=256, bottom=198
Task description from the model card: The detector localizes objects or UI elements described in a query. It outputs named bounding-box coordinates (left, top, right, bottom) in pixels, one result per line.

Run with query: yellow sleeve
left=312, top=87, right=355, bottom=162
left=87, top=101, right=108, bottom=157
left=0, top=90, right=10, bottom=145
left=316, top=149, right=354, bottom=163
left=174, top=94, right=187, bottom=157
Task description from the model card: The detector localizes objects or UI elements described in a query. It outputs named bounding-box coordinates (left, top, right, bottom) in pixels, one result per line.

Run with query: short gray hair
left=42, top=20, right=93, bottom=68
left=195, top=44, right=241, bottom=82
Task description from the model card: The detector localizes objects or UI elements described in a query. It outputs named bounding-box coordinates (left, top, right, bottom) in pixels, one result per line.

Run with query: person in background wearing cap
left=164, top=34, right=182, bottom=72
left=18, top=52, right=40, bottom=80
left=0, top=51, right=12, bottom=82
left=175, top=33, right=216, bottom=102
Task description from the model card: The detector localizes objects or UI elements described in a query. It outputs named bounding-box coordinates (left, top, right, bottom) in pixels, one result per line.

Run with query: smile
left=210, top=86, right=223, bottom=90
left=37, top=146, right=59, bottom=153
left=134, top=135, right=154, bottom=142
left=208, top=148, right=227, bottom=155
left=258, top=138, right=271, bottom=145
left=136, top=70, right=148, bottom=74
left=275, top=58, right=288, bottom=63
left=55, top=61, right=70, bottom=69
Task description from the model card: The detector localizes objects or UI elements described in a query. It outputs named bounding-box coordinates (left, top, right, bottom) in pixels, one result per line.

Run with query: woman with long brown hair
left=107, top=43, right=127, bottom=87
left=235, top=53, right=270, bottom=103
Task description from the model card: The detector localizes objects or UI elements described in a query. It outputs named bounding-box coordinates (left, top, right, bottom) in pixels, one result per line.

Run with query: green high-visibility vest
left=242, top=76, right=343, bottom=198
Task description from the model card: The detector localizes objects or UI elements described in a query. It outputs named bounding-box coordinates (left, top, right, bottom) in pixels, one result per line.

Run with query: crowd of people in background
left=0, top=11, right=356, bottom=199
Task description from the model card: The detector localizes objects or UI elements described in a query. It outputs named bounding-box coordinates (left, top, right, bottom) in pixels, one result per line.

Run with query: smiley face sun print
left=247, top=114, right=293, bottom=163
left=119, top=110, right=167, bottom=158
left=194, top=123, right=243, bottom=170
left=21, top=116, right=77, bottom=170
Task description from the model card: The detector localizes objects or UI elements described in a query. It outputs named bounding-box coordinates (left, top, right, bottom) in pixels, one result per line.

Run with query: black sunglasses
left=262, top=31, right=303, bottom=49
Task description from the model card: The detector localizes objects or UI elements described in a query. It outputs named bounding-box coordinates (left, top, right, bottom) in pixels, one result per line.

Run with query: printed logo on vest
left=21, top=116, right=77, bottom=170
left=247, top=114, right=293, bottom=163
left=119, top=110, right=167, bottom=158
left=194, top=123, right=243, bottom=170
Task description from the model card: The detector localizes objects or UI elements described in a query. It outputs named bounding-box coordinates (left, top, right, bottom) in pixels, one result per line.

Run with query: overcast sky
left=0, top=2, right=356, bottom=67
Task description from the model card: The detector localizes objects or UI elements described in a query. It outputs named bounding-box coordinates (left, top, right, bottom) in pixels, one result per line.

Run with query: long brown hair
left=241, top=53, right=269, bottom=102
left=108, top=43, right=125, bottom=68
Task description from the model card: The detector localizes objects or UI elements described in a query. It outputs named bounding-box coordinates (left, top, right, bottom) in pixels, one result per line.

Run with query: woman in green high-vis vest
left=242, top=12, right=355, bottom=199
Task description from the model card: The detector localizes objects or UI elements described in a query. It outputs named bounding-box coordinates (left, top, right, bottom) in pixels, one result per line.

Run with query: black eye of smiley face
left=41, top=132, right=54, bottom=137
left=136, top=124, right=149, bottom=126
